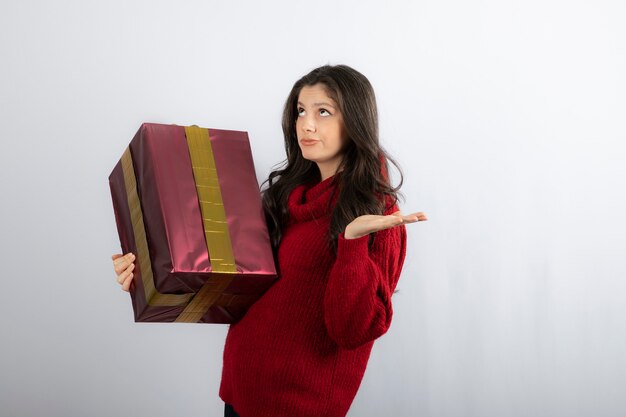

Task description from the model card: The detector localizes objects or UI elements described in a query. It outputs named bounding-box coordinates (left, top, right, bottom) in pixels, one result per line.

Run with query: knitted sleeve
left=323, top=214, right=408, bottom=350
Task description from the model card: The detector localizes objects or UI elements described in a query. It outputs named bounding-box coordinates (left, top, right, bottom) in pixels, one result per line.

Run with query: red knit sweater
left=219, top=174, right=407, bottom=417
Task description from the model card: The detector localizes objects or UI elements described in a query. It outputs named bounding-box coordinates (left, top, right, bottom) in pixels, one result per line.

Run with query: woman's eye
left=297, top=108, right=305, bottom=116
left=319, top=109, right=331, bottom=116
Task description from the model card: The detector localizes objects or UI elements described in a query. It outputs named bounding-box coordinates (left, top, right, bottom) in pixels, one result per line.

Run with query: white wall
left=1, top=1, right=625, bottom=416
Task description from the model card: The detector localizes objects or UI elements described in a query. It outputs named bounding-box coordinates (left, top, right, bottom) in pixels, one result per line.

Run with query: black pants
left=224, top=403, right=241, bottom=417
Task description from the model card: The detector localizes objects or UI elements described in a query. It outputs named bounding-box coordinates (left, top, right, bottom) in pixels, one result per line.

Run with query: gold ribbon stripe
left=121, top=148, right=192, bottom=307
left=174, top=126, right=238, bottom=323
left=184, top=126, right=237, bottom=273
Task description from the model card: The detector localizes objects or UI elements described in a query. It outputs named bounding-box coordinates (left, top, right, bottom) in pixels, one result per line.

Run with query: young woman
left=112, top=64, right=427, bottom=417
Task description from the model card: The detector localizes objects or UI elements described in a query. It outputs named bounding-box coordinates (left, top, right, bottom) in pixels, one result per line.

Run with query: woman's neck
left=316, top=159, right=343, bottom=182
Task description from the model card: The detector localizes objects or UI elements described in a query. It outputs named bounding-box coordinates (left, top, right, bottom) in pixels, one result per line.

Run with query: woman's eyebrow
left=297, top=101, right=336, bottom=109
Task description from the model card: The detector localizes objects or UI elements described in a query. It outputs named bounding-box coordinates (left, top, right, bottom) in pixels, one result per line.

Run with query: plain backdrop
left=1, top=1, right=625, bottom=416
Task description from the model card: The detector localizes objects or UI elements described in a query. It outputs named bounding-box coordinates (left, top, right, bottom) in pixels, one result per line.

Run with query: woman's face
left=295, top=83, right=348, bottom=180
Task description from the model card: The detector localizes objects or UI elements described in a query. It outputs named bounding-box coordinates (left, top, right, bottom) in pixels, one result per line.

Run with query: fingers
left=112, top=252, right=136, bottom=292
left=392, top=211, right=428, bottom=223
left=113, top=252, right=136, bottom=275
left=121, top=272, right=134, bottom=292
left=116, top=263, right=135, bottom=284
left=414, top=212, right=428, bottom=221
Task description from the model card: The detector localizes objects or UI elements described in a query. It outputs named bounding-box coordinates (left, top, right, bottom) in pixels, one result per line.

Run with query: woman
left=113, top=64, right=427, bottom=417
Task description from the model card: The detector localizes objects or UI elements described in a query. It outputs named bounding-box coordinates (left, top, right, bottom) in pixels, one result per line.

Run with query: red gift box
left=109, top=123, right=277, bottom=323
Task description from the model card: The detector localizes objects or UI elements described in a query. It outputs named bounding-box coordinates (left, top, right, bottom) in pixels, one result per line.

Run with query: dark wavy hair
left=261, top=64, right=403, bottom=252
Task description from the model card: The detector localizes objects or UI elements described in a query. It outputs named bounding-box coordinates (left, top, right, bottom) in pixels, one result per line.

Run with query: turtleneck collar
left=288, top=173, right=340, bottom=222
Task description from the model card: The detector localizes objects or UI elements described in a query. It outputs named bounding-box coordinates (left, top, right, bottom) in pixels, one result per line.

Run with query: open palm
left=344, top=211, right=428, bottom=240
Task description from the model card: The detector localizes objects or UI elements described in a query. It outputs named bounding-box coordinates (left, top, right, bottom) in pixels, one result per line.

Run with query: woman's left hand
left=344, top=211, right=428, bottom=240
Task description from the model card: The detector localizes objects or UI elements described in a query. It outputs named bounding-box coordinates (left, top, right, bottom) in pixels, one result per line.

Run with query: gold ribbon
left=173, top=126, right=238, bottom=322
left=121, top=148, right=192, bottom=307
left=183, top=126, right=237, bottom=273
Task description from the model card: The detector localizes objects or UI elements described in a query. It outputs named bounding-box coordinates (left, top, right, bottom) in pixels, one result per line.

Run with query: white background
left=1, top=1, right=625, bottom=416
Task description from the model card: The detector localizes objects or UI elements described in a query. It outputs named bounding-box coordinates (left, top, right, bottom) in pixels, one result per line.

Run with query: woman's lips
left=300, top=139, right=319, bottom=146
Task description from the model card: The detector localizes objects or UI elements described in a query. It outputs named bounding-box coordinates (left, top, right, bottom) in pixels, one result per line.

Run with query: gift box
left=109, top=122, right=277, bottom=323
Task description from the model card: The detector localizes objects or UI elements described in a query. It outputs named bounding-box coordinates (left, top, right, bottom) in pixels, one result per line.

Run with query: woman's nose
left=303, top=117, right=316, bottom=132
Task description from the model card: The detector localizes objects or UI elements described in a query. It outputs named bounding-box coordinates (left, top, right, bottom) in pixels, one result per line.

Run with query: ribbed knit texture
left=219, top=174, right=407, bottom=417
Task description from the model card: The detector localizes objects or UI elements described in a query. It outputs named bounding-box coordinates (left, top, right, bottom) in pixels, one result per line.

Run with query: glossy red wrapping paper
left=108, top=123, right=277, bottom=323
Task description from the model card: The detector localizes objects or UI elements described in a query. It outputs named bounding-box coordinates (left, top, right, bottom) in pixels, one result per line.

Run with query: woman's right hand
left=112, top=252, right=136, bottom=292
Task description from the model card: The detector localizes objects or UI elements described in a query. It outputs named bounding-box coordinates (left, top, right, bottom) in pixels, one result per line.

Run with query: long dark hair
left=261, top=64, right=403, bottom=252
